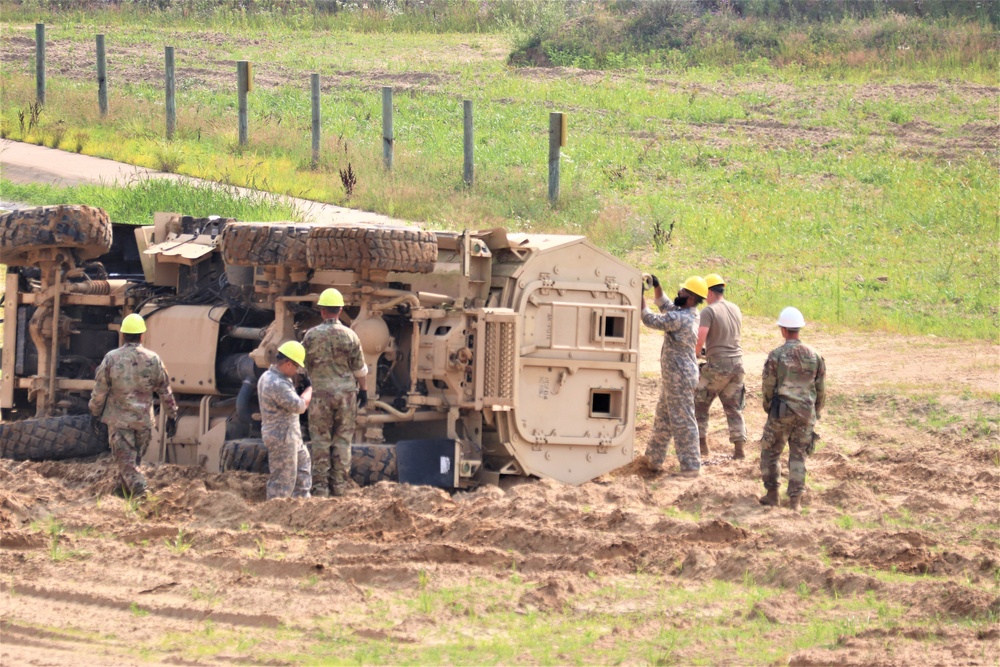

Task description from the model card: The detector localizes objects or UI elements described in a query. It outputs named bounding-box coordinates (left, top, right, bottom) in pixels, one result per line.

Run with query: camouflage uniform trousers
left=695, top=359, right=746, bottom=444
left=759, top=413, right=813, bottom=498
left=648, top=371, right=701, bottom=472
left=109, top=427, right=152, bottom=496
left=264, top=429, right=312, bottom=500
left=308, top=388, right=357, bottom=495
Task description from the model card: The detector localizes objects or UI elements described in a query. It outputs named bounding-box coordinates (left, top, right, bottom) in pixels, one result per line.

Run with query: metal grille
left=483, top=319, right=515, bottom=402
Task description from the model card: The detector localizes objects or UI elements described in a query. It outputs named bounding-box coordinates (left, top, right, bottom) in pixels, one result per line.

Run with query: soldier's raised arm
left=641, top=308, right=687, bottom=333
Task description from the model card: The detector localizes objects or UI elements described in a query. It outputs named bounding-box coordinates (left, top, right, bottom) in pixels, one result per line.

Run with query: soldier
left=759, top=307, right=826, bottom=511
left=258, top=340, right=313, bottom=500
left=303, top=288, right=368, bottom=497
left=89, top=313, right=178, bottom=497
left=640, top=275, right=708, bottom=477
left=694, top=273, right=747, bottom=459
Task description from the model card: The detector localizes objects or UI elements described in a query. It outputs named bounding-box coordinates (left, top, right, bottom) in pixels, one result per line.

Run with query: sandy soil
left=1, top=317, right=997, bottom=665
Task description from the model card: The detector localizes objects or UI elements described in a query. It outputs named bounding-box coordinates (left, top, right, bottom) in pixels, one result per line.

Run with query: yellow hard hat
left=680, top=276, right=708, bottom=299
left=120, top=313, right=147, bottom=335
left=277, top=340, right=306, bottom=367
left=704, top=274, right=725, bottom=288
left=317, top=288, right=345, bottom=308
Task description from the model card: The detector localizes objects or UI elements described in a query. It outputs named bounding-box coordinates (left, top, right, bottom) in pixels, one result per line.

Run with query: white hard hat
left=777, top=307, right=806, bottom=328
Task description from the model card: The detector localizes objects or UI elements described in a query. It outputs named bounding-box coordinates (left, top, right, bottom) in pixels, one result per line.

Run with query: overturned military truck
left=0, top=205, right=642, bottom=488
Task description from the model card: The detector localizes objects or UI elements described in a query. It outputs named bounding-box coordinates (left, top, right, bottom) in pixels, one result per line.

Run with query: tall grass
left=0, top=177, right=301, bottom=224
left=0, top=11, right=996, bottom=339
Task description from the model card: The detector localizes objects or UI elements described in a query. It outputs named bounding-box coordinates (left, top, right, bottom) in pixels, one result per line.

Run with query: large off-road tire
left=219, top=222, right=312, bottom=268
left=220, top=439, right=399, bottom=487
left=307, top=225, right=437, bottom=273
left=219, top=438, right=268, bottom=474
left=0, top=415, right=109, bottom=461
left=0, top=205, right=112, bottom=266
left=350, top=444, right=398, bottom=486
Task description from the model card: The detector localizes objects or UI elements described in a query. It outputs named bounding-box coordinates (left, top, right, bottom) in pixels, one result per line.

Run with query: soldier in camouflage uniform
left=759, top=307, right=826, bottom=511
left=694, top=274, right=747, bottom=459
left=89, top=313, right=178, bottom=497
left=303, top=289, right=368, bottom=497
left=640, top=275, right=708, bottom=477
left=258, top=340, right=313, bottom=500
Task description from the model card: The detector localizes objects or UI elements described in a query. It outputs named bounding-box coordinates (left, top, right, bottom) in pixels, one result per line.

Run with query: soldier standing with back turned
left=694, top=274, right=747, bottom=459
left=640, top=275, right=708, bottom=477
left=759, top=307, right=826, bottom=511
left=89, top=313, right=178, bottom=497
left=303, top=289, right=368, bottom=497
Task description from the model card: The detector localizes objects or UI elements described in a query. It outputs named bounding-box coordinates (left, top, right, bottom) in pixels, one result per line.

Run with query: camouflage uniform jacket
left=257, top=366, right=307, bottom=440
left=762, top=339, right=826, bottom=421
left=89, top=343, right=178, bottom=430
left=303, top=319, right=368, bottom=393
left=641, top=299, right=699, bottom=377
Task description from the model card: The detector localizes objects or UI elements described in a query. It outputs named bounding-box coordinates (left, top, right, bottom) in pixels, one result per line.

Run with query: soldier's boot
left=788, top=495, right=802, bottom=512
left=733, top=438, right=746, bottom=460
left=699, top=436, right=710, bottom=457
left=758, top=488, right=779, bottom=506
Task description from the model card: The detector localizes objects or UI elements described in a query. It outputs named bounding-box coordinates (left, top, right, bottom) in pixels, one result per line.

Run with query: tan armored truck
left=0, top=205, right=642, bottom=488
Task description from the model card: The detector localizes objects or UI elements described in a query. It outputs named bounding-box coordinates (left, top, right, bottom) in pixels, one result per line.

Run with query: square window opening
left=590, top=389, right=624, bottom=419
left=593, top=311, right=627, bottom=342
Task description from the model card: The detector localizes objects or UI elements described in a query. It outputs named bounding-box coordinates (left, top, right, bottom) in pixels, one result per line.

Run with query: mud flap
left=395, top=438, right=457, bottom=489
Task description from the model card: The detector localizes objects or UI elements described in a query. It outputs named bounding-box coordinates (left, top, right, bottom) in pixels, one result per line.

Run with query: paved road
left=0, top=140, right=410, bottom=226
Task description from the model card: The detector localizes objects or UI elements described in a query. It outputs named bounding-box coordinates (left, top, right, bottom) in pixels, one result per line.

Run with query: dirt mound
left=1, top=318, right=997, bottom=664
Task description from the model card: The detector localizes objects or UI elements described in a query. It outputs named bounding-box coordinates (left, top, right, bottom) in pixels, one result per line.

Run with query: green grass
left=135, top=574, right=924, bottom=666
left=0, top=177, right=300, bottom=224
left=0, top=11, right=996, bottom=340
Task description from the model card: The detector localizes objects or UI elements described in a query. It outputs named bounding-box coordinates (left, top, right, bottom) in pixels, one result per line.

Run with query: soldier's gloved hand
left=165, top=417, right=178, bottom=438
left=89, top=414, right=102, bottom=437
left=357, top=390, right=368, bottom=409
left=649, top=275, right=660, bottom=289
left=299, top=375, right=312, bottom=391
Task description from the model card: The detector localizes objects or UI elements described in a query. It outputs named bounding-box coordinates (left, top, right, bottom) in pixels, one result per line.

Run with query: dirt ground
left=1, top=317, right=997, bottom=665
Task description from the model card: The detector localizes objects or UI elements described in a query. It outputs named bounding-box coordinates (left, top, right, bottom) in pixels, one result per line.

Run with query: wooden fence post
left=237, top=61, right=249, bottom=146
left=165, top=46, right=176, bottom=139
left=548, top=112, right=564, bottom=203
left=382, top=86, right=393, bottom=170
left=35, top=24, right=45, bottom=105
left=311, top=73, right=320, bottom=168
left=97, top=34, right=108, bottom=117
left=463, top=100, right=474, bottom=187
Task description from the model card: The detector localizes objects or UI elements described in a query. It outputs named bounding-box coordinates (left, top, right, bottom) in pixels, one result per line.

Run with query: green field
left=1, top=3, right=997, bottom=340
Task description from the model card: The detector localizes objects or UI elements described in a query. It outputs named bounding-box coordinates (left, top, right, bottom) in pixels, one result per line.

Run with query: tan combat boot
left=733, top=438, right=746, bottom=460
left=758, top=488, right=779, bottom=506
left=699, top=436, right=710, bottom=457
left=788, top=495, right=802, bottom=512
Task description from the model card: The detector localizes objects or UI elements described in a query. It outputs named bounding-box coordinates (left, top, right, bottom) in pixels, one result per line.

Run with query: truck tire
left=219, top=438, right=268, bottom=474
left=0, top=415, right=109, bottom=461
left=350, top=444, right=398, bottom=486
left=307, top=225, right=437, bottom=273
left=0, top=205, right=112, bottom=266
left=220, top=439, right=398, bottom=487
left=219, top=222, right=312, bottom=268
